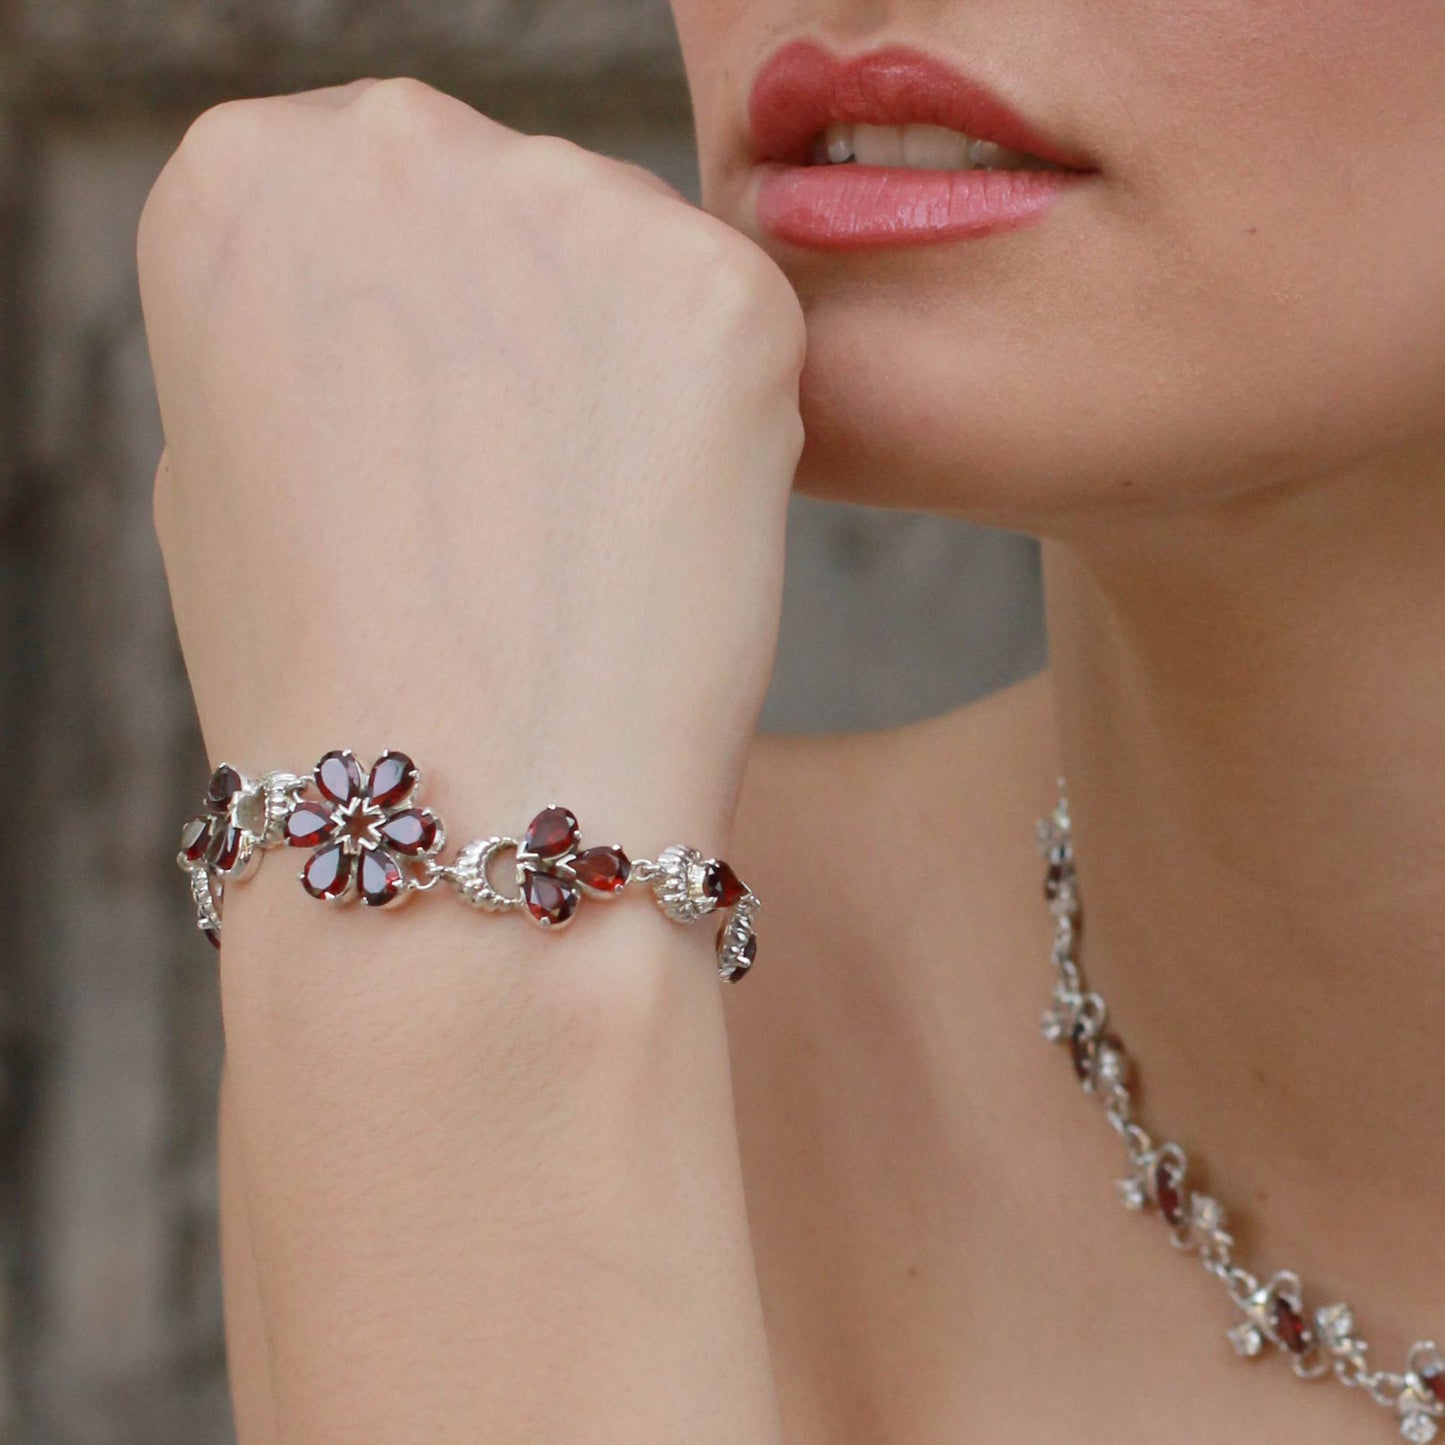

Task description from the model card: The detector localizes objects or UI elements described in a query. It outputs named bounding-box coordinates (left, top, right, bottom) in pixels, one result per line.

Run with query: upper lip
left=747, top=39, right=1096, bottom=172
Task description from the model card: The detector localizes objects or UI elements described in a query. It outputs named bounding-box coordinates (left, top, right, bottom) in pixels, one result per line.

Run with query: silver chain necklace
left=1036, top=792, right=1443, bottom=1441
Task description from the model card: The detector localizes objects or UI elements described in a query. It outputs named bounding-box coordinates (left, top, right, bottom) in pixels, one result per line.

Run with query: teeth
left=813, top=122, right=1057, bottom=171
left=903, top=124, right=974, bottom=170
left=850, top=124, right=906, bottom=167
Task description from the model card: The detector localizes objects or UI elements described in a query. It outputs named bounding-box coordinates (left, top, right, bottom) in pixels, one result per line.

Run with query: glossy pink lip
left=747, top=39, right=1097, bottom=251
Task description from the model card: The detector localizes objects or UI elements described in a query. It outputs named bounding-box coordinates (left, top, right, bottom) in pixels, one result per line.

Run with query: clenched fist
left=141, top=77, right=807, bottom=845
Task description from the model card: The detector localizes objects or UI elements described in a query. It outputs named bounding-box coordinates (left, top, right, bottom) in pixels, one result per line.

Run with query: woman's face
left=670, top=1, right=1445, bottom=528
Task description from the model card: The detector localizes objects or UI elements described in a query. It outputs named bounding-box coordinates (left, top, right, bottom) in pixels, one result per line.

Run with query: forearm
left=216, top=806, right=779, bottom=1443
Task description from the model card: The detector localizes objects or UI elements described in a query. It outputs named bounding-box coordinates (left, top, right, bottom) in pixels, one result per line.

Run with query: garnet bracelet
left=176, top=750, right=760, bottom=982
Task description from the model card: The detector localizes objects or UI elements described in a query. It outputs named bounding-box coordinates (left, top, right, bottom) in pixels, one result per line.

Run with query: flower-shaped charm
left=284, top=750, right=444, bottom=907
left=178, top=765, right=262, bottom=882
left=515, top=805, right=631, bottom=929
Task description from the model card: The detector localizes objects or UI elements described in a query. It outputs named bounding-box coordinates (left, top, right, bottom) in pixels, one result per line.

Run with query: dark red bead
left=316, top=750, right=363, bottom=806
left=368, top=752, right=418, bottom=809
left=1272, top=1295, right=1311, bottom=1355
left=522, top=870, right=580, bottom=927
left=703, top=860, right=747, bottom=909
left=285, top=801, right=337, bottom=848
left=359, top=847, right=405, bottom=907
left=206, top=765, right=245, bottom=812
left=181, top=816, right=214, bottom=863
left=378, top=808, right=439, bottom=856
left=1043, top=843, right=1069, bottom=899
left=1154, top=1158, right=1185, bottom=1227
left=203, top=925, right=222, bottom=951
left=1419, top=1361, right=1445, bottom=1405
left=524, top=806, right=579, bottom=861
left=207, top=821, right=244, bottom=873
left=573, top=846, right=631, bottom=895
left=302, top=843, right=352, bottom=900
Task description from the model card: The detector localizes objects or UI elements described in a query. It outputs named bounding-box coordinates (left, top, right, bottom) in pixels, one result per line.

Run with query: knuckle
left=693, top=230, right=807, bottom=370
left=176, top=97, right=275, bottom=174
left=139, top=96, right=282, bottom=265
left=350, top=76, right=464, bottom=143
left=513, top=132, right=597, bottom=189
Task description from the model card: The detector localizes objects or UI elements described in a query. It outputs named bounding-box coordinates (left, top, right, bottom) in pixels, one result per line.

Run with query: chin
left=781, top=260, right=1445, bottom=537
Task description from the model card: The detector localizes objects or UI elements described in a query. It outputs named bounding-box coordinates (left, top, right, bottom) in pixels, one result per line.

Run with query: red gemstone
left=573, top=846, right=631, bottom=895
left=368, top=752, right=418, bottom=809
left=719, top=926, right=757, bottom=981
left=285, top=801, right=337, bottom=848
left=206, top=765, right=245, bottom=812
left=1419, top=1361, right=1445, bottom=1404
left=1155, top=1158, right=1185, bottom=1227
left=181, top=816, right=214, bottom=863
left=1272, top=1295, right=1311, bottom=1355
left=207, top=821, right=244, bottom=873
left=358, top=847, right=405, bottom=907
left=1044, top=843, right=1069, bottom=899
left=316, top=750, right=363, bottom=806
left=524, top=806, right=579, bottom=861
left=703, top=860, right=747, bottom=909
left=378, top=808, right=439, bottom=856
left=302, top=843, right=352, bottom=900
left=203, top=925, right=222, bottom=950
left=522, top=870, right=581, bottom=927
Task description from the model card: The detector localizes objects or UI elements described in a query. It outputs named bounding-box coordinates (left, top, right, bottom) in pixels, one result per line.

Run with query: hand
left=140, top=77, right=806, bottom=844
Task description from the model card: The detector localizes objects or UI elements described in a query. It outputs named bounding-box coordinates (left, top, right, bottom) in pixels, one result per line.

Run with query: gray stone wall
left=0, top=5, right=1043, bottom=1441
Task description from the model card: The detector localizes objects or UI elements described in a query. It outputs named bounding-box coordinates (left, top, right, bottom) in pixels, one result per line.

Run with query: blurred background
left=0, top=1, right=1043, bottom=1440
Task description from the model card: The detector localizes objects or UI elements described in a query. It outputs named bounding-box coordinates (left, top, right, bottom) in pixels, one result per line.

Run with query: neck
left=1040, top=457, right=1445, bottom=1342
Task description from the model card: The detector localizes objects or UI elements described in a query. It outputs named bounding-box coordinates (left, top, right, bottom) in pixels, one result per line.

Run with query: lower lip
left=754, top=162, right=1087, bottom=251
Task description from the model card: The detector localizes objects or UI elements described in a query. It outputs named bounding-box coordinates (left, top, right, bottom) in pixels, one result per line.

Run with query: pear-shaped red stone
left=522, top=870, right=580, bottom=927
left=573, top=846, right=631, bottom=894
left=286, top=801, right=337, bottom=848
left=207, top=821, right=244, bottom=873
left=302, top=843, right=352, bottom=900
left=181, top=816, right=214, bottom=863
left=1155, top=1158, right=1185, bottom=1227
left=203, top=925, right=222, bottom=951
left=703, top=860, right=747, bottom=908
left=524, top=806, right=579, bottom=861
left=207, top=765, right=245, bottom=811
left=368, top=752, right=418, bottom=809
left=359, top=847, right=405, bottom=907
left=316, top=750, right=363, bottom=806
left=719, top=927, right=757, bottom=982
left=379, top=808, right=439, bottom=856
left=1272, top=1296, right=1311, bottom=1355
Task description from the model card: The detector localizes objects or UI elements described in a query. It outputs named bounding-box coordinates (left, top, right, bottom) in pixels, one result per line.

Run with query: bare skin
left=147, top=0, right=1445, bottom=1438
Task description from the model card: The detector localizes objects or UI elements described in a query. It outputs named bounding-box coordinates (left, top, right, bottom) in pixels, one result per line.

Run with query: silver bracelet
left=176, top=750, right=760, bottom=982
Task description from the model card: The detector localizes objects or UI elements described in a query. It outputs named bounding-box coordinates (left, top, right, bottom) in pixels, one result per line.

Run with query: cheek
left=789, top=0, right=1445, bottom=518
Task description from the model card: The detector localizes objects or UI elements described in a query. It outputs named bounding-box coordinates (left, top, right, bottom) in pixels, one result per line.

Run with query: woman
left=138, top=1, right=1445, bottom=1440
